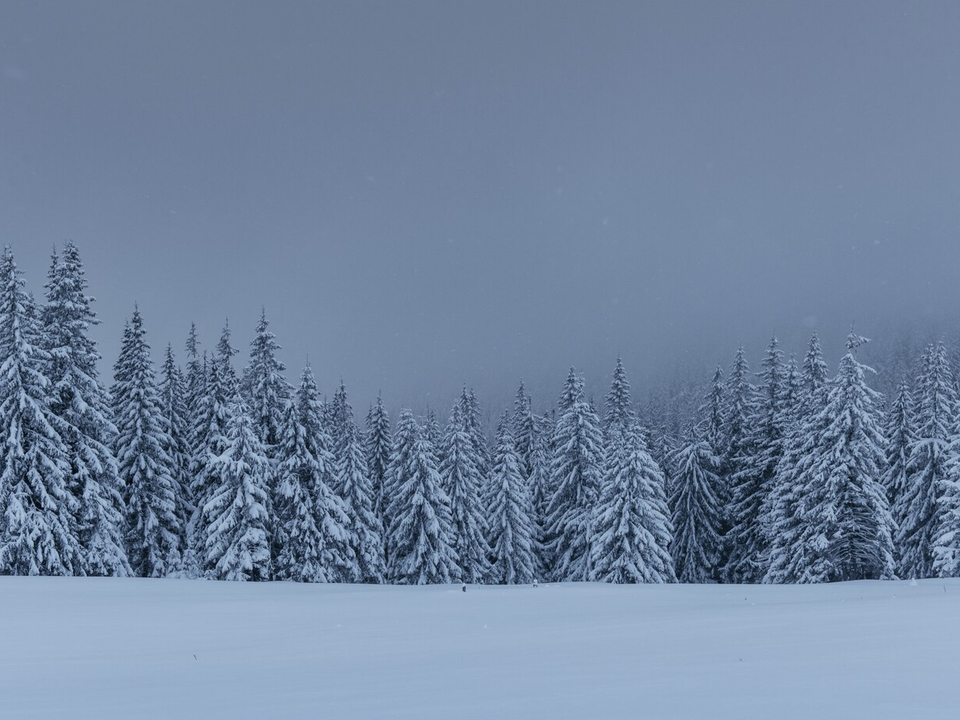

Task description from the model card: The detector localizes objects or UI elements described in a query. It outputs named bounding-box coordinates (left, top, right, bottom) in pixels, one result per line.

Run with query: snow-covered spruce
left=0, top=247, right=82, bottom=575
left=543, top=369, right=604, bottom=582
left=336, top=418, right=385, bottom=583
left=591, top=420, right=675, bottom=584
left=384, top=410, right=458, bottom=584
left=364, top=394, right=392, bottom=526
left=112, top=308, right=182, bottom=577
left=202, top=397, right=272, bottom=582
left=42, top=242, right=129, bottom=576
left=669, top=437, right=722, bottom=584
left=439, top=401, right=491, bottom=583
left=487, top=412, right=538, bottom=584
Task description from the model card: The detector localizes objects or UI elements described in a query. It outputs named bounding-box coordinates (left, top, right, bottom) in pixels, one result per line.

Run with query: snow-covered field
left=1, top=578, right=958, bottom=719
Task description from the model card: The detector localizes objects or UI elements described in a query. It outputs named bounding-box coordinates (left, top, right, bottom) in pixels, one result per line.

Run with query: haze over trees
left=1, top=243, right=958, bottom=585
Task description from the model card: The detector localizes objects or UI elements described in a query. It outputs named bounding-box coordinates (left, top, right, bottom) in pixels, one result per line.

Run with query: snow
left=1, top=578, right=958, bottom=719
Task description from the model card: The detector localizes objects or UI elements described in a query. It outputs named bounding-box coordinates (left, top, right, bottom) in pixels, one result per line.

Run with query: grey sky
left=3, top=1, right=959, bottom=413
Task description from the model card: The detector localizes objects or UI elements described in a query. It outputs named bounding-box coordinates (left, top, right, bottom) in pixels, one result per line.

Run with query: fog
left=3, top=1, right=959, bottom=413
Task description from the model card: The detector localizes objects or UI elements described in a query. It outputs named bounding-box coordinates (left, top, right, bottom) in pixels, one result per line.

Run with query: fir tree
left=728, top=335, right=784, bottom=583
left=591, top=421, right=675, bottom=584
left=112, top=309, right=181, bottom=577
left=669, top=438, right=722, bottom=584
left=244, top=309, right=292, bottom=454
left=439, top=402, right=490, bottom=583
left=543, top=369, right=604, bottom=581
left=203, top=397, right=272, bottom=581
left=898, top=343, right=958, bottom=578
left=159, top=343, right=191, bottom=555
left=782, top=333, right=896, bottom=583
left=0, top=246, right=81, bottom=575
left=883, top=381, right=915, bottom=511
left=41, top=242, right=129, bottom=576
left=720, top=346, right=753, bottom=582
left=384, top=410, right=458, bottom=584
left=487, top=412, right=538, bottom=584
left=604, top=357, right=634, bottom=440
left=365, top=394, right=392, bottom=524
left=512, top=380, right=537, bottom=481
left=337, top=419, right=385, bottom=583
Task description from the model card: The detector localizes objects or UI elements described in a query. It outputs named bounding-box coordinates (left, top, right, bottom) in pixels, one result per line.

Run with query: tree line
left=1, top=242, right=957, bottom=584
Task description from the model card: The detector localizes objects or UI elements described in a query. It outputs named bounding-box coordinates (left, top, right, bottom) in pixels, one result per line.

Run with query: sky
left=2, top=0, right=960, bottom=414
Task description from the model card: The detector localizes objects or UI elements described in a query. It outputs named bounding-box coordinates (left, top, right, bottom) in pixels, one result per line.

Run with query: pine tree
left=188, top=325, right=238, bottom=572
left=883, top=381, right=915, bottom=511
left=274, top=391, right=354, bottom=583
left=244, top=309, right=292, bottom=455
left=203, top=397, right=272, bottom=581
left=439, top=402, right=490, bottom=583
left=720, top=346, right=753, bottom=582
left=783, top=333, right=896, bottom=583
left=112, top=309, right=181, bottom=577
left=543, top=369, right=604, bottom=581
left=159, top=343, right=191, bottom=555
left=764, top=335, right=832, bottom=584
left=527, top=412, right=552, bottom=577
left=728, top=335, right=783, bottom=583
left=459, top=388, right=491, bottom=481
left=384, top=410, right=458, bottom=584
left=669, top=438, right=722, bottom=583
left=337, top=419, right=385, bottom=583
left=365, top=394, right=392, bottom=524
left=487, top=412, right=538, bottom=584
left=591, top=421, right=675, bottom=583
left=604, top=357, right=634, bottom=439
left=183, top=324, right=205, bottom=426
left=898, top=343, right=958, bottom=578
left=41, top=242, right=128, bottom=576
left=0, top=246, right=81, bottom=575
left=512, top=380, right=537, bottom=482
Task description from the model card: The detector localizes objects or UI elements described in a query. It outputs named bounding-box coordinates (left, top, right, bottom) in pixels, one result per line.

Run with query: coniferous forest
left=3, top=241, right=959, bottom=585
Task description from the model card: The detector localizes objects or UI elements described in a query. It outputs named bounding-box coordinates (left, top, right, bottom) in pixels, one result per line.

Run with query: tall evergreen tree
left=0, top=247, right=81, bottom=575
left=365, top=394, right=392, bottom=524
left=203, top=397, right=272, bottom=581
left=41, top=242, right=128, bottom=576
left=244, top=309, right=291, bottom=455
left=488, top=412, right=538, bottom=584
left=337, top=419, right=385, bottom=583
left=883, top=381, right=915, bottom=511
left=728, top=335, right=784, bottom=582
left=543, top=369, right=604, bottom=581
left=512, top=380, right=537, bottom=482
left=159, top=343, right=191, bottom=555
left=669, top=437, right=722, bottom=584
left=720, top=346, right=753, bottom=582
left=592, top=421, right=676, bottom=584
left=779, top=333, right=896, bottom=583
left=604, top=357, right=634, bottom=439
left=384, top=410, right=458, bottom=584
left=897, top=342, right=958, bottom=578
left=112, top=309, right=181, bottom=577
left=439, top=402, right=490, bottom=583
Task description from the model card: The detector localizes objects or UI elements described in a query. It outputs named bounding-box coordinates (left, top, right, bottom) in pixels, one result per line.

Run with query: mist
left=3, top=0, right=960, bottom=413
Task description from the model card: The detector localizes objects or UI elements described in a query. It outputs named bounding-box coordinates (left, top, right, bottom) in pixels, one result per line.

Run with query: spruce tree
left=729, top=335, right=783, bottom=583
left=898, top=342, right=958, bottom=578
left=543, top=369, right=604, bottom=581
left=512, top=380, right=536, bottom=481
left=385, top=410, right=458, bottom=584
left=783, top=333, right=896, bottom=583
left=487, top=412, right=538, bottom=584
left=244, top=309, right=292, bottom=455
left=365, top=394, right=392, bottom=524
left=203, top=396, right=272, bottom=581
left=604, top=357, right=634, bottom=439
left=337, top=419, right=385, bottom=583
left=883, top=381, right=915, bottom=511
left=720, top=346, right=753, bottom=582
left=41, top=242, right=128, bottom=576
left=0, top=247, right=81, bottom=575
left=439, top=402, right=490, bottom=583
left=669, top=437, right=722, bottom=584
left=592, top=421, right=675, bottom=583
left=160, top=343, right=191, bottom=555
left=112, top=309, right=181, bottom=577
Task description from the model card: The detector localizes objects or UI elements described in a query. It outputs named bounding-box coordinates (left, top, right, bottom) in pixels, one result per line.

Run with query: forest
left=1, top=241, right=956, bottom=586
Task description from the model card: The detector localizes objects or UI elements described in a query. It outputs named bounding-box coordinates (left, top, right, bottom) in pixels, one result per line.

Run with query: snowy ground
left=1, top=578, right=958, bottom=719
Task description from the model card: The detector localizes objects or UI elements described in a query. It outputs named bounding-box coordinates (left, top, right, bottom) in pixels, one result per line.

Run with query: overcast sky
left=2, top=1, right=959, bottom=413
